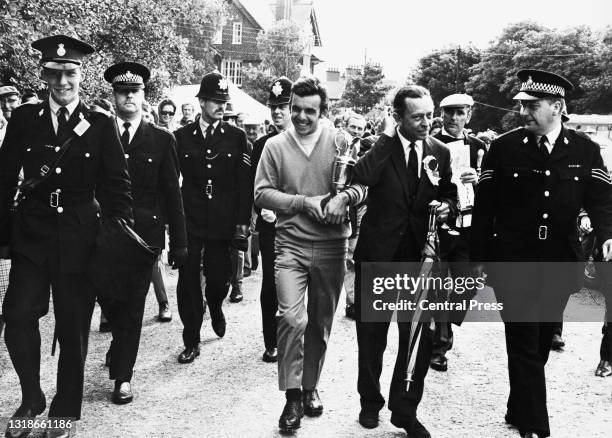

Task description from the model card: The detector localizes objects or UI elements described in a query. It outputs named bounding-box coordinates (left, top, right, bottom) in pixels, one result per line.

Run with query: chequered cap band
left=520, top=80, right=565, bottom=97
left=112, top=72, right=143, bottom=85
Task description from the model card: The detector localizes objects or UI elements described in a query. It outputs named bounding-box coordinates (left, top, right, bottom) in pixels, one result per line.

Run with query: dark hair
left=393, top=85, right=430, bottom=117
left=291, top=76, right=328, bottom=115
left=21, top=90, right=38, bottom=101
left=158, top=98, right=176, bottom=114
left=181, top=102, right=194, bottom=111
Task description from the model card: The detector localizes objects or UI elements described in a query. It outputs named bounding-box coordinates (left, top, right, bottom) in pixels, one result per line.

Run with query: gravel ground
left=1, top=267, right=610, bottom=438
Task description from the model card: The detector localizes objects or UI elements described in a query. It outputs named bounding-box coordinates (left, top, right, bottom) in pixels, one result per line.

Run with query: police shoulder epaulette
left=572, top=129, right=592, bottom=141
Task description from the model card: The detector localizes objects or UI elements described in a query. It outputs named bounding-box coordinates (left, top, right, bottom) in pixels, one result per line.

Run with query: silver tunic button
left=207, top=149, right=211, bottom=153
left=545, top=170, right=550, bottom=176
left=542, top=213, right=549, bottom=219
left=208, top=179, right=212, bottom=183
left=228, top=153, right=232, bottom=157
left=85, top=152, right=90, bottom=158
left=207, top=164, right=211, bottom=168
left=26, top=148, right=31, bottom=152
left=57, top=207, right=64, bottom=213
left=55, top=147, right=60, bottom=152
left=544, top=191, right=549, bottom=197
left=148, top=158, right=152, bottom=163
left=574, top=176, right=579, bottom=181
left=55, top=167, right=62, bottom=174
left=153, top=215, right=157, bottom=219
left=513, top=173, right=518, bottom=178
left=208, top=195, right=212, bottom=199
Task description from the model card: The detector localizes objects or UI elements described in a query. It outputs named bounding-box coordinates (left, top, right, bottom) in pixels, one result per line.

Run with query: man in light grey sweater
left=254, top=76, right=366, bottom=433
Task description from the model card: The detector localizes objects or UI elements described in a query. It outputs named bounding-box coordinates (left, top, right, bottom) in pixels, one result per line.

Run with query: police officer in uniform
left=174, top=71, right=252, bottom=363
left=471, top=69, right=612, bottom=438
left=250, top=76, right=292, bottom=363
left=430, top=93, right=487, bottom=372
left=0, top=35, right=132, bottom=438
left=100, top=62, right=187, bottom=403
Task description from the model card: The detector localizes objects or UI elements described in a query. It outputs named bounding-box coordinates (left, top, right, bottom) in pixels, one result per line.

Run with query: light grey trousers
left=274, top=234, right=347, bottom=390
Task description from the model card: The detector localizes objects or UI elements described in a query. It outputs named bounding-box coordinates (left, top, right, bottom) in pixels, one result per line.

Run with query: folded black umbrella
left=87, top=218, right=160, bottom=303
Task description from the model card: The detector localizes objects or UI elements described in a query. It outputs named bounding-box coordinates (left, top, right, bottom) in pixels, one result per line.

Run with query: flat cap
left=104, top=62, right=150, bottom=89
left=440, top=93, right=474, bottom=108
left=268, top=77, right=292, bottom=105
left=31, top=34, right=94, bottom=70
left=513, top=69, right=574, bottom=101
left=0, top=86, right=20, bottom=97
left=196, top=71, right=230, bottom=102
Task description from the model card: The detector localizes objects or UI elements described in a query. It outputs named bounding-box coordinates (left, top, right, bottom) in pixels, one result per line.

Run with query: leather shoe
left=551, top=334, right=565, bottom=351
left=345, top=304, right=355, bottom=320
left=390, top=416, right=431, bottom=438
left=210, top=307, right=226, bottom=338
left=262, top=348, right=278, bottom=363
left=42, top=425, right=71, bottom=438
left=302, top=389, right=323, bottom=417
left=358, top=409, right=379, bottom=429
left=229, top=287, right=243, bottom=303
left=5, top=391, right=46, bottom=438
left=595, top=360, right=612, bottom=377
left=112, top=381, right=133, bottom=404
left=278, top=399, right=304, bottom=433
left=178, top=346, right=200, bottom=363
left=158, top=302, right=172, bottom=322
left=430, top=353, right=448, bottom=372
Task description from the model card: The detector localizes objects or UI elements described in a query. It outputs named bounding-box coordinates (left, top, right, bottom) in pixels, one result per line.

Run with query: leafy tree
left=465, top=21, right=610, bottom=132
left=340, top=63, right=392, bottom=114
left=409, top=45, right=482, bottom=110
left=0, top=0, right=225, bottom=103
left=240, top=64, right=275, bottom=105
left=256, top=19, right=308, bottom=80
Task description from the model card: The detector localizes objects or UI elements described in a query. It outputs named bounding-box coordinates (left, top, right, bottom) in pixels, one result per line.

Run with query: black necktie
left=539, top=135, right=549, bottom=160
left=206, top=124, right=214, bottom=139
left=56, top=106, right=70, bottom=142
left=121, top=122, right=131, bottom=149
left=407, top=142, right=419, bottom=191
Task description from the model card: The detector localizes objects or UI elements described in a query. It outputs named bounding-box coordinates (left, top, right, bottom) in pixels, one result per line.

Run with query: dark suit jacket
left=0, top=99, right=132, bottom=272
left=251, top=131, right=278, bottom=233
left=122, top=119, right=186, bottom=250
left=174, top=120, right=252, bottom=239
left=353, top=133, right=456, bottom=262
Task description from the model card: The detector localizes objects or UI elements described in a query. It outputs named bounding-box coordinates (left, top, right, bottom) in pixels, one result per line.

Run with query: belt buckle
left=538, top=225, right=548, bottom=240
left=50, top=191, right=60, bottom=208
left=205, top=183, right=213, bottom=197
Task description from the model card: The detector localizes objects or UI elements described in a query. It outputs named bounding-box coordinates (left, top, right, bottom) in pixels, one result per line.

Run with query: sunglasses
left=160, top=111, right=175, bottom=116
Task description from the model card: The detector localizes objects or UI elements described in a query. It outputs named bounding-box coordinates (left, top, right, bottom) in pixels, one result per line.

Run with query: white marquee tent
left=168, top=82, right=270, bottom=124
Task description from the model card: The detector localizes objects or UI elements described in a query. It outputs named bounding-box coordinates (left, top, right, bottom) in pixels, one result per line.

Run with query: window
left=232, top=22, right=242, bottom=44
left=222, top=60, right=242, bottom=86
left=213, top=25, right=223, bottom=44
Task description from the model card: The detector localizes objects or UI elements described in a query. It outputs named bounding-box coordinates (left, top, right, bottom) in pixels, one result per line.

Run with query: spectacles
left=160, top=111, right=175, bottom=116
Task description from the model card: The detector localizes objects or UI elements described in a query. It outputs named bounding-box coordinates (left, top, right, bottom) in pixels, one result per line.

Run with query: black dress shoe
left=345, top=304, right=355, bottom=320
left=595, top=360, right=612, bottom=377
left=112, top=381, right=133, bottom=405
left=262, top=348, right=278, bottom=363
left=157, top=302, right=172, bottom=322
left=178, top=346, right=200, bottom=364
left=210, top=308, right=226, bottom=338
left=5, top=391, right=46, bottom=438
left=302, top=389, right=323, bottom=417
left=358, top=409, right=379, bottom=429
left=551, top=334, right=565, bottom=351
left=430, top=353, right=448, bottom=372
left=229, top=287, right=243, bottom=303
left=390, top=415, right=431, bottom=438
left=278, top=399, right=304, bottom=433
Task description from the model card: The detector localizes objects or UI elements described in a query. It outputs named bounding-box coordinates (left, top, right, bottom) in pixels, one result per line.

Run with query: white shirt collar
left=116, top=115, right=141, bottom=143
left=441, top=127, right=464, bottom=139
left=199, top=118, right=220, bottom=137
left=537, top=122, right=562, bottom=147
left=48, top=96, right=80, bottom=118
left=396, top=128, right=423, bottom=177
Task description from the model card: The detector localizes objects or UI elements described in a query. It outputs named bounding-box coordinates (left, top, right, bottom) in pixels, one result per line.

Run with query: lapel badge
left=272, top=82, right=283, bottom=97
left=193, top=130, right=197, bottom=135
left=73, top=119, right=91, bottom=137
left=564, top=137, right=569, bottom=145
left=39, top=108, right=44, bottom=117
left=220, top=128, right=224, bottom=134
left=78, top=112, right=84, bottom=120
left=57, top=43, right=66, bottom=56
left=523, top=137, right=528, bottom=144
left=423, top=155, right=440, bottom=186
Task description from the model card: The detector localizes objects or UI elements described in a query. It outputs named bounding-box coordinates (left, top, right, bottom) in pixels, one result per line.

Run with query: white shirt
left=289, top=125, right=322, bottom=157
left=397, top=128, right=423, bottom=177
left=199, top=118, right=220, bottom=138
left=48, top=97, right=80, bottom=135
left=536, top=122, right=562, bottom=154
left=116, top=116, right=141, bottom=144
